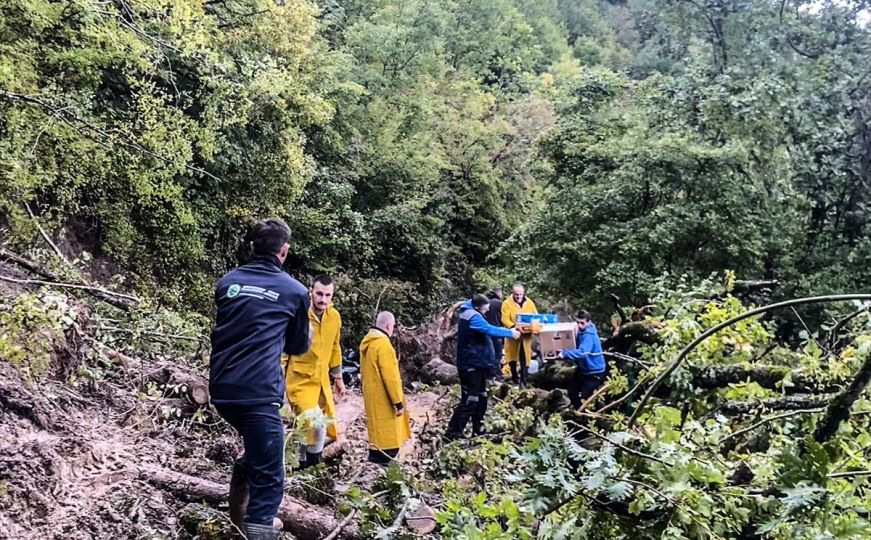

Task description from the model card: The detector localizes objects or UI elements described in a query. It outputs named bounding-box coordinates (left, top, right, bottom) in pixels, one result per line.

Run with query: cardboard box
left=537, top=322, right=577, bottom=360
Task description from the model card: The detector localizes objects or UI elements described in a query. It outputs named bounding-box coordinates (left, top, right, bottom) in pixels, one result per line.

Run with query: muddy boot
left=243, top=522, right=280, bottom=540
left=228, top=459, right=249, bottom=533
left=509, top=361, right=519, bottom=384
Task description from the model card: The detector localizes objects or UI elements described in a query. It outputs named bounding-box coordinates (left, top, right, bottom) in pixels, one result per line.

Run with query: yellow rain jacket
left=283, top=306, right=342, bottom=442
left=501, top=296, right=538, bottom=363
left=360, top=328, right=410, bottom=451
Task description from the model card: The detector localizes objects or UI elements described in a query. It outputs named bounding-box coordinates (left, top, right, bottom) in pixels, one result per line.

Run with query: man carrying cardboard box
left=501, top=283, right=538, bottom=388
left=558, top=310, right=605, bottom=408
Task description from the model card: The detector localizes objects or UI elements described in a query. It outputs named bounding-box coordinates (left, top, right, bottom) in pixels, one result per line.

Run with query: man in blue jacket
left=558, top=310, right=606, bottom=409
left=209, top=218, right=311, bottom=540
left=445, top=294, right=520, bottom=440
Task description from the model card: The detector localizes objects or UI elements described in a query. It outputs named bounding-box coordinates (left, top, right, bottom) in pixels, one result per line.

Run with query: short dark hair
left=313, top=274, right=333, bottom=287
left=472, top=294, right=489, bottom=309
left=251, top=218, right=291, bottom=255
left=576, top=310, right=592, bottom=321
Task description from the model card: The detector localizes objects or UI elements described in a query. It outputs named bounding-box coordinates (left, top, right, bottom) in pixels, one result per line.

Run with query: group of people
left=444, top=287, right=605, bottom=440
left=206, top=218, right=605, bottom=539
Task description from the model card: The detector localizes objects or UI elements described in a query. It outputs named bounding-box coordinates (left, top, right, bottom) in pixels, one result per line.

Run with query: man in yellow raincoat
left=283, top=274, right=346, bottom=468
left=360, top=311, right=411, bottom=464
left=501, top=282, right=538, bottom=387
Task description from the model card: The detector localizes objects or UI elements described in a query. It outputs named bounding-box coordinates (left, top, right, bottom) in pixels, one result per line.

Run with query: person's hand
left=333, top=377, right=346, bottom=399
left=511, top=329, right=521, bottom=340
left=394, top=404, right=405, bottom=417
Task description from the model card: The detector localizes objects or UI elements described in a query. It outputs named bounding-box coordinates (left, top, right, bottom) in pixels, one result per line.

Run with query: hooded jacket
left=456, top=299, right=515, bottom=371
left=209, top=254, right=310, bottom=406
left=360, top=328, right=411, bottom=451
left=562, top=322, right=605, bottom=374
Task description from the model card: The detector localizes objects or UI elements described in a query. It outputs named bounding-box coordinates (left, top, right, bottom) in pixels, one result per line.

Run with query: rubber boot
left=509, top=361, right=519, bottom=384
left=228, top=459, right=249, bottom=533
left=305, top=451, right=322, bottom=467
left=242, top=522, right=280, bottom=540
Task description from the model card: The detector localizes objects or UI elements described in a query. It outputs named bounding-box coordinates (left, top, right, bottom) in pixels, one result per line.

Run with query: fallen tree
left=138, top=465, right=359, bottom=540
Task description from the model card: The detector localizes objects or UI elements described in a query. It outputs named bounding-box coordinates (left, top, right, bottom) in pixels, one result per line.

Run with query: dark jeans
left=568, top=371, right=605, bottom=409
left=215, top=403, right=284, bottom=526
left=445, top=366, right=489, bottom=439
left=368, top=448, right=399, bottom=464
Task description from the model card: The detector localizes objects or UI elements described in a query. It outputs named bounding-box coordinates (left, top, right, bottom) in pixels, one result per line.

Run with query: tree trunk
left=138, top=465, right=359, bottom=539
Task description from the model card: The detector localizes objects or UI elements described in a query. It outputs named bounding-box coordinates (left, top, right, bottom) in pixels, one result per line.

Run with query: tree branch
left=629, top=294, right=871, bottom=427
left=718, top=394, right=834, bottom=415
left=814, top=347, right=871, bottom=443
left=719, top=408, right=825, bottom=445
left=0, top=247, right=140, bottom=310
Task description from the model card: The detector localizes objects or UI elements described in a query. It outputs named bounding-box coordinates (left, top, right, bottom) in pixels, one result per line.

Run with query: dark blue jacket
left=563, top=322, right=605, bottom=374
left=456, top=300, right=515, bottom=371
left=209, top=254, right=310, bottom=406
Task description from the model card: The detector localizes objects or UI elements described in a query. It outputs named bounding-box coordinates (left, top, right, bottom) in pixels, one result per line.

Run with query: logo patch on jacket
left=227, top=284, right=281, bottom=301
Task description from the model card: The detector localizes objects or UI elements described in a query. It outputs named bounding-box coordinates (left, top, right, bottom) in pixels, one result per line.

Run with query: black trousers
left=368, top=448, right=399, bottom=465
left=445, top=366, right=489, bottom=439
left=509, top=341, right=528, bottom=384
left=568, top=371, right=605, bottom=409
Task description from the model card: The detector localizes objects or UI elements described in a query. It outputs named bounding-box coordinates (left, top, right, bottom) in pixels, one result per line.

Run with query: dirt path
left=333, top=388, right=448, bottom=460
left=0, top=344, right=454, bottom=540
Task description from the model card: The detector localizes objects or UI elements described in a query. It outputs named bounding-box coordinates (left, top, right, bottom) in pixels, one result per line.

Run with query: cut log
left=148, top=364, right=210, bottom=405
left=528, top=361, right=841, bottom=397
left=138, top=464, right=359, bottom=539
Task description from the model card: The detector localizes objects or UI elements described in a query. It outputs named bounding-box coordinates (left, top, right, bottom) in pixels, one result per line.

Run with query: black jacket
left=209, top=254, right=310, bottom=405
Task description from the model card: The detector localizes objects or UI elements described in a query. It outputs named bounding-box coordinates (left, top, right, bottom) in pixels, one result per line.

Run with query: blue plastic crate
left=516, top=313, right=558, bottom=325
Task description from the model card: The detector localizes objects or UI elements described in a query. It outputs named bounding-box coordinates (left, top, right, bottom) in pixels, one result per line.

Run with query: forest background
left=3, top=0, right=870, bottom=341
left=4, top=1, right=871, bottom=539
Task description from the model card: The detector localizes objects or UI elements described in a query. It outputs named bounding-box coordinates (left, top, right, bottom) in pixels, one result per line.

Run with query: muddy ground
left=0, top=353, right=450, bottom=540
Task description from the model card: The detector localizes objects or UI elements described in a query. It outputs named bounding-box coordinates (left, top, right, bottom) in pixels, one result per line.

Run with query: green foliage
left=0, top=292, right=76, bottom=381
left=427, top=285, right=871, bottom=539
